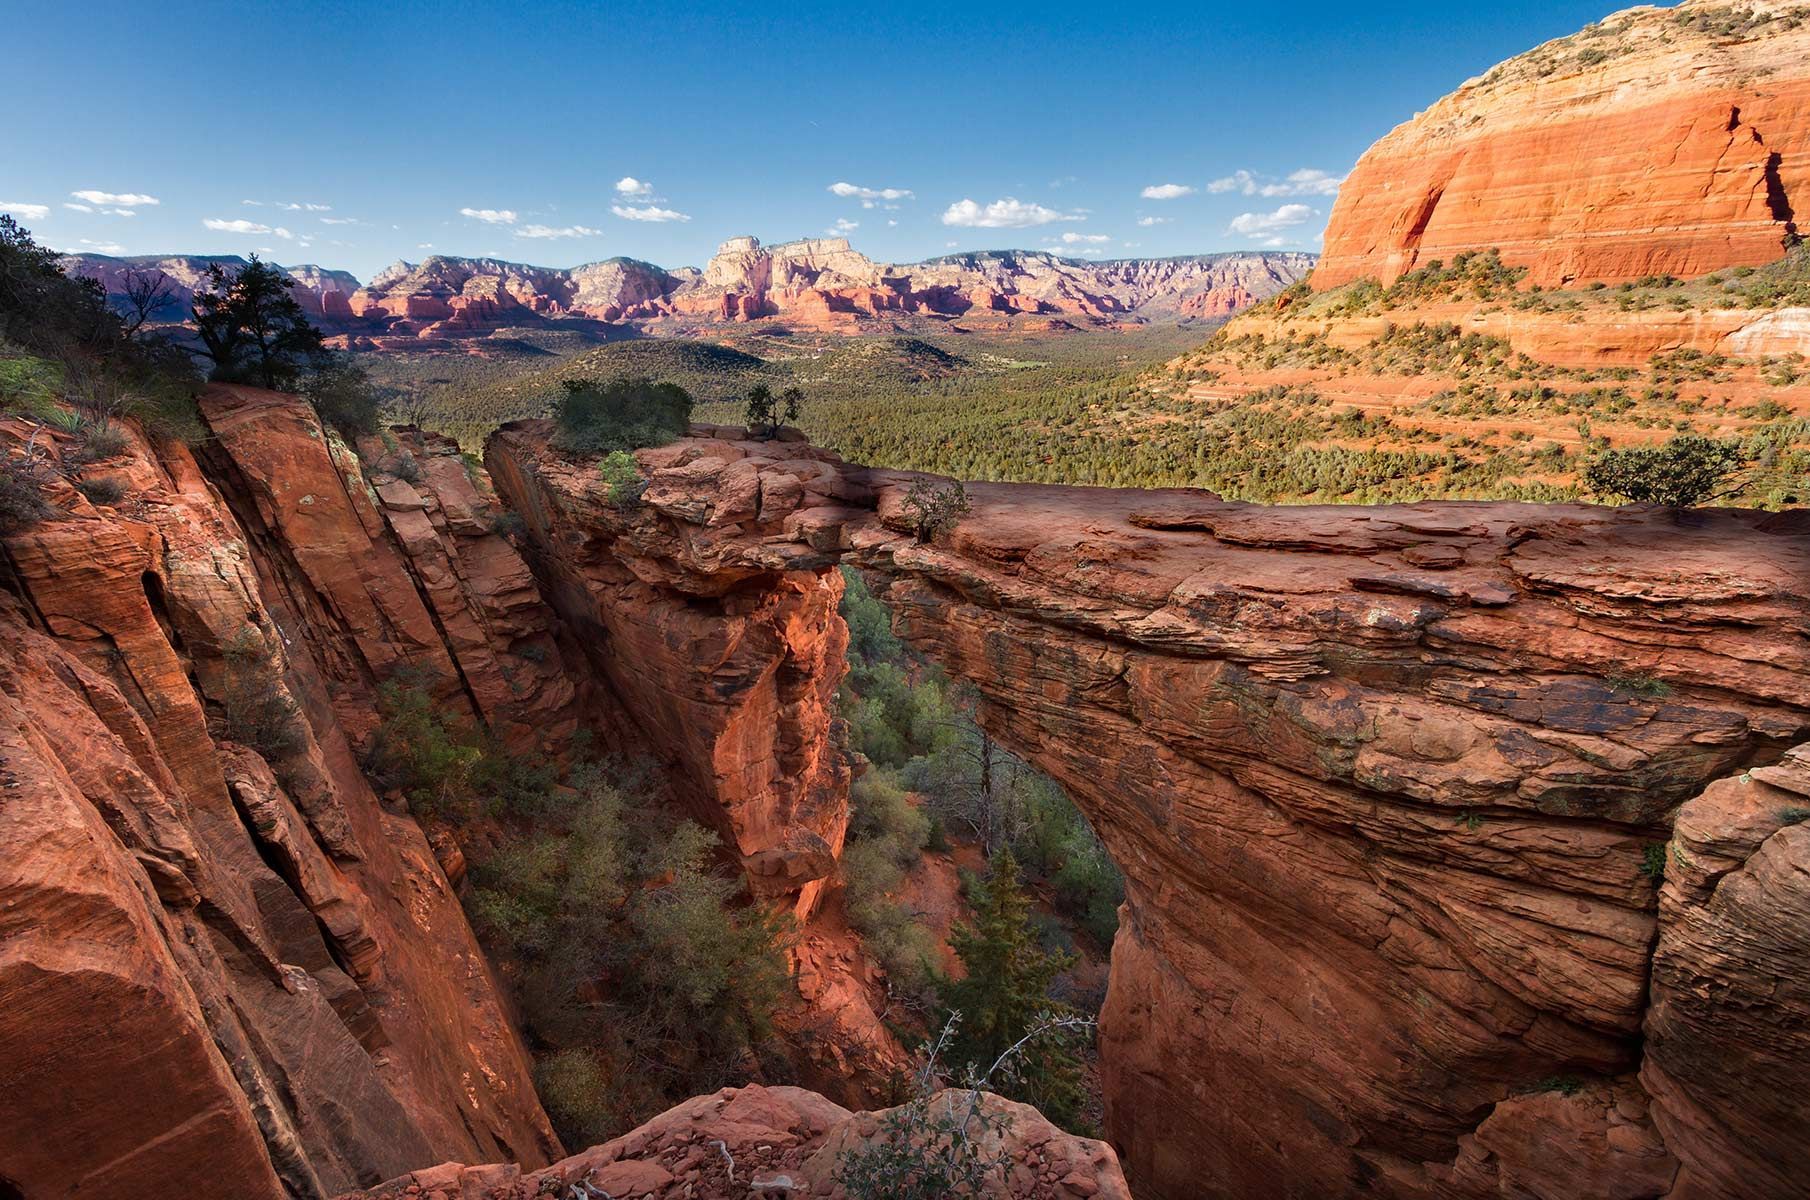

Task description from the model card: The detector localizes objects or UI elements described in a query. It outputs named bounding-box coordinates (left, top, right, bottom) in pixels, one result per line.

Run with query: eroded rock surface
left=340, top=1084, right=1129, bottom=1200
left=486, top=422, right=1810, bottom=1200
left=0, top=391, right=563, bottom=1198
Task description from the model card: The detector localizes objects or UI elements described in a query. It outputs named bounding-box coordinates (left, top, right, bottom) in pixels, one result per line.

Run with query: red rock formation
left=0, top=392, right=568, bottom=1197
left=484, top=423, right=1810, bottom=1200
left=483, top=424, right=856, bottom=919
left=338, top=1084, right=1130, bottom=1200
left=1317, top=1, right=1810, bottom=288
left=1640, top=744, right=1810, bottom=1199
left=62, top=244, right=1311, bottom=348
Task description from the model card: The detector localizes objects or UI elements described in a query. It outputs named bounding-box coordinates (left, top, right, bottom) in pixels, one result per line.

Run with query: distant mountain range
left=60, top=237, right=1313, bottom=348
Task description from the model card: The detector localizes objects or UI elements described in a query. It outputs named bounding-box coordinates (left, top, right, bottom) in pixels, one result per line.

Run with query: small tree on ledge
left=901, top=478, right=972, bottom=544
left=743, top=383, right=802, bottom=439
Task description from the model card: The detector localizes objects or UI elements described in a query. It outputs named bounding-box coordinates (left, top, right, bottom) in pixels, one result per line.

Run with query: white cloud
left=1059, top=232, right=1111, bottom=245
left=887, top=219, right=898, bottom=227
left=827, top=218, right=859, bottom=235
left=829, top=181, right=916, bottom=209
left=319, top=216, right=358, bottom=225
left=273, top=227, right=295, bottom=240
left=940, top=197, right=1082, bottom=228
left=3, top=202, right=50, bottom=220
left=1227, top=204, right=1317, bottom=242
left=459, top=207, right=518, bottom=225
left=1209, top=168, right=1343, bottom=197
left=1137, top=216, right=1171, bottom=227
left=279, top=202, right=331, bottom=212
left=204, top=218, right=273, bottom=234
left=516, top=223, right=602, bottom=239
left=242, top=199, right=263, bottom=206
left=611, top=204, right=690, bottom=223
left=77, top=238, right=126, bottom=254
left=614, top=177, right=654, bottom=197
left=71, top=190, right=159, bottom=208
left=1140, top=183, right=1195, bottom=200
left=63, top=203, right=94, bottom=213
left=104, top=208, right=137, bottom=217
left=417, top=243, right=434, bottom=249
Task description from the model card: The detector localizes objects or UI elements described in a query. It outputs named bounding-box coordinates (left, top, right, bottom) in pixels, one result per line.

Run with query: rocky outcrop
left=485, top=423, right=1810, bottom=1200
left=1640, top=744, right=1810, bottom=1198
left=0, top=390, right=574, bottom=1198
left=483, top=424, right=856, bottom=919
left=339, top=1084, right=1130, bottom=1200
left=1317, top=0, right=1810, bottom=288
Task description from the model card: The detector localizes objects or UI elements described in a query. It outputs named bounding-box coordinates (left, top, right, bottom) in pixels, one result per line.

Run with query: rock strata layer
left=1317, top=0, right=1810, bottom=287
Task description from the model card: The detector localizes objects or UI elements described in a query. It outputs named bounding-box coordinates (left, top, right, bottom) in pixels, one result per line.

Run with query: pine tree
left=191, top=256, right=325, bottom=390
left=940, top=847, right=1086, bottom=1128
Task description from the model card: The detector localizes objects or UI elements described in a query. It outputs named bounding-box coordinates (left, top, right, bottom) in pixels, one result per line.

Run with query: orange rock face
left=1317, top=2, right=1810, bottom=288
left=485, top=423, right=1810, bottom=1200
left=0, top=390, right=565, bottom=1198
left=484, top=424, right=857, bottom=919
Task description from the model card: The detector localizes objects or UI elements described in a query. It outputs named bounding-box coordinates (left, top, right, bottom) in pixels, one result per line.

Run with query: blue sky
left=2, top=0, right=1624, bottom=280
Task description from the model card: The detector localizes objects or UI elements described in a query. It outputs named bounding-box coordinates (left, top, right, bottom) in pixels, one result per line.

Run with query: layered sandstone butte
left=0, top=390, right=576, bottom=1198
left=1317, top=0, right=1810, bottom=288
left=339, top=1084, right=1130, bottom=1200
left=486, top=423, right=1810, bottom=1200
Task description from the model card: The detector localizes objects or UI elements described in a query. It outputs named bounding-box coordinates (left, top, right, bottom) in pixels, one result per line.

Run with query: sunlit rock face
left=0, top=387, right=571, bottom=1199
left=487, top=420, right=1810, bottom=1199
left=1316, top=1, right=1810, bottom=290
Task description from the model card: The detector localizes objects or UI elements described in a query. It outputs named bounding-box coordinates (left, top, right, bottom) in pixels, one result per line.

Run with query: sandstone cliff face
left=1317, top=0, right=1810, bottom=288
left=484, top=423, right=1810, bottom=1200
left=482, top=423, right=857, bottom=919
left=340, top=1084, right=1130, bottom=1200
left=0, top=390, right=573, bottom=1198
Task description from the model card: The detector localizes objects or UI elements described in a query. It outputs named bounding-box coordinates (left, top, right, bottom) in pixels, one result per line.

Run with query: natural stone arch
left=487, top=421, right=1810, bottom=1200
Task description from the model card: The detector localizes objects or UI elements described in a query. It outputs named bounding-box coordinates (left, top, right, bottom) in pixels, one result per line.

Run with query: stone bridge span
left=486, top=421, right=1810, bottom=1200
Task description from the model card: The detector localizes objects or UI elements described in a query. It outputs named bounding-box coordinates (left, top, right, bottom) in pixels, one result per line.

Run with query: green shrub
left=462, top=757, right=794, bottom=1145
left=1585, top=435, right=1745, bottom=506
left=599, top=449, right=647, bottom=510
left=75, top=476, right=126, bottom=506
left=364, top=673, right=482, bottom=819
left=532, top=1049, right=614, bottom=1151
left=306, top=356, right=386, bottom=438
left=219, top=627, right=306, bottom=761
left=0, top=455, right=58, bottom=531
left=901, top=478, right=972, bottom=543
left=551, top=376, right=693, bottom=454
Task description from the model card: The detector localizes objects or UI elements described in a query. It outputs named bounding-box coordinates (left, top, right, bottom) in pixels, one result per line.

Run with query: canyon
left=5, top=382, right=1805, bottom=1199
left=59, top=241, right=1313, bottom=349
left=482, top=421, right=1810, bottom=1200
left=9, top=1, right=1810, bottom=1198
